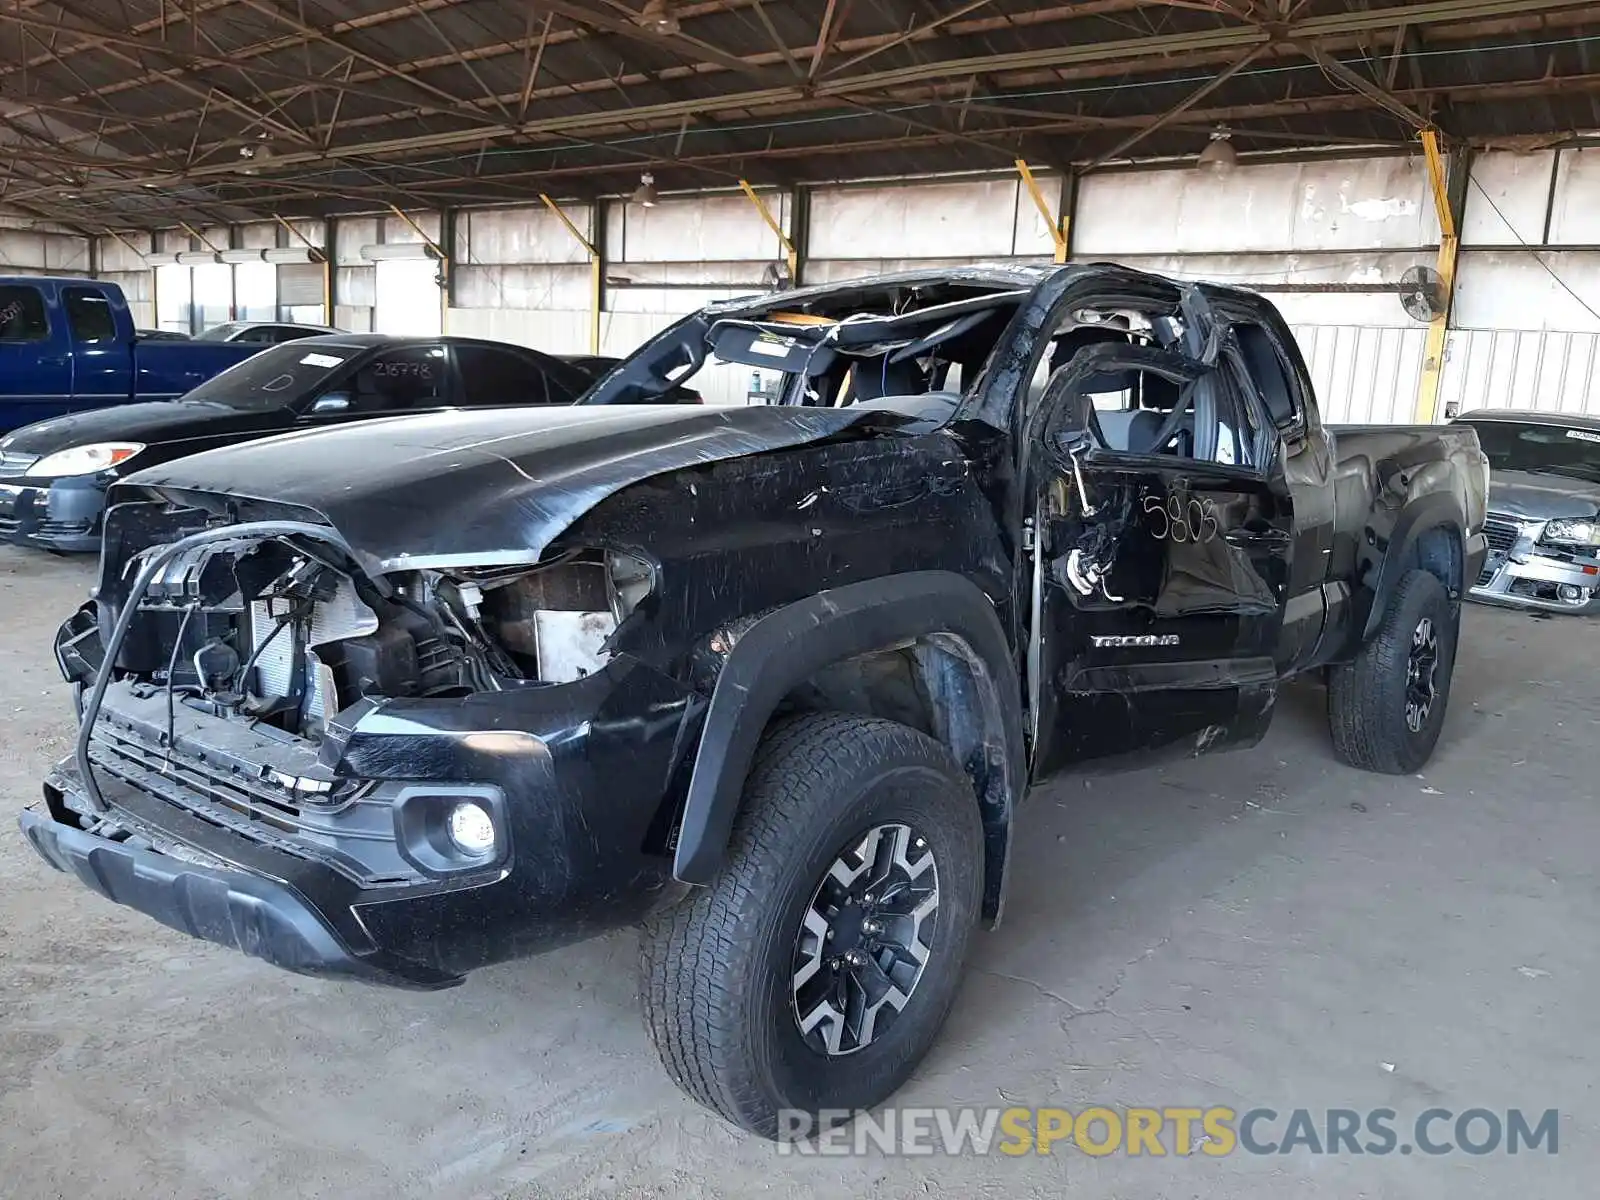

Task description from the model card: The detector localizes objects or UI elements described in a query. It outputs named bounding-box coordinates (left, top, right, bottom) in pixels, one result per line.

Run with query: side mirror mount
left=309, top=392, right=351, bottom=415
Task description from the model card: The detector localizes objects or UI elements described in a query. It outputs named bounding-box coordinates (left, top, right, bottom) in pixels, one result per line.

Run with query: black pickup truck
left=19, top=264, right=1487, bottom=1138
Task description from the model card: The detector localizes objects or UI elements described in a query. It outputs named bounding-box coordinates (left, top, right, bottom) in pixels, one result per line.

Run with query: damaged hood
left=1487, top=468, right=1600, bottom=521
left=125, top=404, right=888, bottom=572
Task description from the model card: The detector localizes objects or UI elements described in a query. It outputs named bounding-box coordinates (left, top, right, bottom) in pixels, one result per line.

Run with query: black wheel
left=1328, top=568, right=1459, bottom=774
left=640, top=711, right=984, bottom=1139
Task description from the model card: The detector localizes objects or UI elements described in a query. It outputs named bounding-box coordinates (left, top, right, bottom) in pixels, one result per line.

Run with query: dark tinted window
left=64, top=287, right=118, bottom=342
left=0, top=286, right=48, bottom=342
left=350, top=345, right=450, bottom=411
left=1466, top=420, right=1600, bottom=485
left=457, top=345, right=567, bottom=406
left=1236, top=323, right=1298, bottom=428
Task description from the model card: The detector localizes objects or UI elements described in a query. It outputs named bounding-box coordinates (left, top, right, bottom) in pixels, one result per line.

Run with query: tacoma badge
left=1090, top=633, right=1180, bottom=648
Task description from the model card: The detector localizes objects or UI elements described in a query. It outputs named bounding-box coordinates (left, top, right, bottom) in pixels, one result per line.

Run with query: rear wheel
left=639, top=711, right=983, bottom=1138
left=1329, top=568, right=1458, bottom=774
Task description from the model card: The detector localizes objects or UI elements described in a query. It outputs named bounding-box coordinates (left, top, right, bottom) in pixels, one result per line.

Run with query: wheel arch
left=673, top=571, right=1025, bottom=923
left=1358, top=492, right=1467, bottom=643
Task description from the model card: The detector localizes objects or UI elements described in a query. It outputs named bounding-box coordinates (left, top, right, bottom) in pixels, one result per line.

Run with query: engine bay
left=107, top=529, right=649, bottom=743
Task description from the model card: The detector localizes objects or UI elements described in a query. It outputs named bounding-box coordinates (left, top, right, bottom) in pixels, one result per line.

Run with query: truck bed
left=1326, top=422, right=1489, bottom=588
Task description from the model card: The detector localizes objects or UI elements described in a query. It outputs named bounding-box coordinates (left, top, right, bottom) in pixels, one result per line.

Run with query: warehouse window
left=0, top=285, right=48, bottom=342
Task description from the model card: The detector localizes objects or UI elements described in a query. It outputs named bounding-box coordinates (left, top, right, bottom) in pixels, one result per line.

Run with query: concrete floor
left=2, top=543, right=1594, bottom=1199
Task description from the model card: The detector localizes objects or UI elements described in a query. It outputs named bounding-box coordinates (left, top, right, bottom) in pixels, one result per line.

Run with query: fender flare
left=1359, top=490, right=1467, bottom=641
left=672, top=571, right=1025, bottom=909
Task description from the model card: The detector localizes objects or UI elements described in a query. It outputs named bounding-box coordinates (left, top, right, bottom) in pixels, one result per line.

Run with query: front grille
left=92, top=720, right=312, bottom=823
left=1483, top=518, right=1520, bottom=554
left=0, top=450, right=38, bottom=475
left=0, top=515, right=18, bottom=537
left=86, top=718, right=410, bottom=884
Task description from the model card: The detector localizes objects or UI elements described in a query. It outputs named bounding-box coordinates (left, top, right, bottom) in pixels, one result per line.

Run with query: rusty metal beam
left=230, top=0, right=506, bottom=121
left=519, top=12, right=556, bottom=123
left=0, top=7, right=512, bottom=140
left=407, top=1, right=516, bottom=122
left=13, top=60, right=1600, bottom=215
left=31, top=0, right=316, bottom=147
left=1082, top=41, right=1271, bottom=170
left=18, top=0, right=1587, bottom=164
left=1293, top=39, right=1436, bottom=131
left=818, top=0, right=995, bottom=79
left=5, top=0, right=1598, bottom=218
left=807, top=0, right=845, bottom=81
left=533, top=0, right=780, bottom=84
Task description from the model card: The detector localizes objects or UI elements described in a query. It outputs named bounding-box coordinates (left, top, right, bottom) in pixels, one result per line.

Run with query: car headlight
left=25, top=442, right=145, bottom=478
left=1544, top=518, right=1600, bottom=547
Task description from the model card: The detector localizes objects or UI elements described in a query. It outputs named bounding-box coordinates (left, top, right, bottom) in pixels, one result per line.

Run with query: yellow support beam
left=738, top=179, right=798, bottom=284
left=1416, top=128, right=1458, bottom=425
left=540, top=194, right=601, bottom=354
left=1017, top=159, right=1068, bottom=264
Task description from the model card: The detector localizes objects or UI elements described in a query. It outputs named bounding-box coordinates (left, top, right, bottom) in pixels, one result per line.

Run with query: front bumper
left=20, top=805, right=423, bottom=986
left=21, top=657, right=702, bottom=986
left=1470, top=516, right=1600, bottom=614
left=0, top=474, right=106, bottom=552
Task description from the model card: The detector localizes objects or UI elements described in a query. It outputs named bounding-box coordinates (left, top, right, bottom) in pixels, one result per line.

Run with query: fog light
left=447, top=801, right=496, bottom=854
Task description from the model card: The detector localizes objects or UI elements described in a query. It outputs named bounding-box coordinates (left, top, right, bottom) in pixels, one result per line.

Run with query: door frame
left=1019, top=316, right=1293, bottom=776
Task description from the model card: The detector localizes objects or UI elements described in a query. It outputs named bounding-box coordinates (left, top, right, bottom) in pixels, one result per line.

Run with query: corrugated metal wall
left=1291, top=325, right=1428, bottom=425
left=1439, top=329, right=1600, bottom=417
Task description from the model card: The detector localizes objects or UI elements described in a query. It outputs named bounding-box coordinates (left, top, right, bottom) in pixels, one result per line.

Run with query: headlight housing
left=1543, top=518, right=1600, bottom=547
left=25, top=442, right=145, bottom=478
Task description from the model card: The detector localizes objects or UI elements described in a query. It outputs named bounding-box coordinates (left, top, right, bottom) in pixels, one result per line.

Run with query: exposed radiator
left=249, top=578, right=378, bottom=723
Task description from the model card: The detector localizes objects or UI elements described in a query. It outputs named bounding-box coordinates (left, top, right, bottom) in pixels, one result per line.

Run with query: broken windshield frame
left=579, top=281, right=1034, bottom=414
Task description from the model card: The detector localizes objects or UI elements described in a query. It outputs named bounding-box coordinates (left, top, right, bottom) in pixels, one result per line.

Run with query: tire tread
left=640, top=711, right=974, bottom=1135
left=1328, top=568, right=1455, bottom=774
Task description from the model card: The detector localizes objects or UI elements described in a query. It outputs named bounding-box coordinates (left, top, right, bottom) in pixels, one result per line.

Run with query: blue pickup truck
left=0, top=276, right=267, bottom=433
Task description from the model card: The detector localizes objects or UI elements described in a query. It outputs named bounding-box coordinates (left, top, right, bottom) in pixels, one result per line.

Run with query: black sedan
left=0, top=334, right=597, bottom=552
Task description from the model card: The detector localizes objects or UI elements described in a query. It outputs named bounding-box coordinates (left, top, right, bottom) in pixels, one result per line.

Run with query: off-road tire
left=639, top=711, right=984, bottom=1139
left=1329, top=568, right=1458, bottom=774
